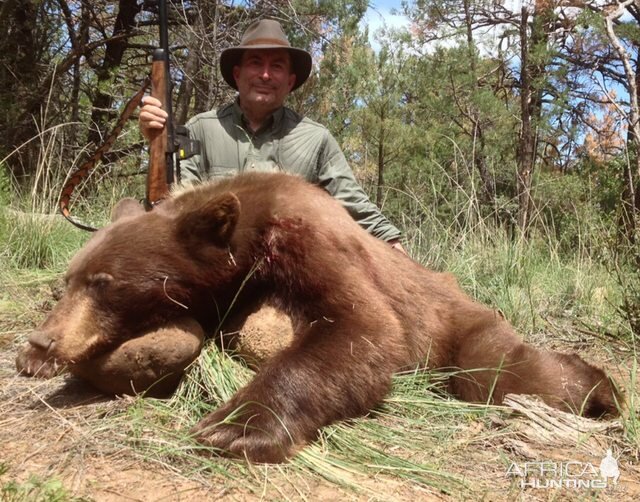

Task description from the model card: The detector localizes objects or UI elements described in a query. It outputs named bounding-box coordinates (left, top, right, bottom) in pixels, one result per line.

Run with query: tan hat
left=220, top=19, right=312, bottom=92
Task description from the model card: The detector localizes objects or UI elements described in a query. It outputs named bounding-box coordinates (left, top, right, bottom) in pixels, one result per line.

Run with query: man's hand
left=388, top=239, right=407, bottom=255
left=139, top=96, right=168, bottom=140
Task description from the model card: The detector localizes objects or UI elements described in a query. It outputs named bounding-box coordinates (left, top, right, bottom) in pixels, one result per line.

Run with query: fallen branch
left=503, top=393, right=623, bottom=450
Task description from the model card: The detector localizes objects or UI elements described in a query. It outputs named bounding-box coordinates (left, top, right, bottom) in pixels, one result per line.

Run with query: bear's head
left=27, top=191, right=243, bottom=364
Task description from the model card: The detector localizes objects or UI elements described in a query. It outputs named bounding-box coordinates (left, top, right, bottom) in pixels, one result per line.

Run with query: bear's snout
left=28, top=330, right=54, bottom=352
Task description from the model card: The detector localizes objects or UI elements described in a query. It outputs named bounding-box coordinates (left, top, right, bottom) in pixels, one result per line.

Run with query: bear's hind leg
left=449, top=315, right=619, bottom=417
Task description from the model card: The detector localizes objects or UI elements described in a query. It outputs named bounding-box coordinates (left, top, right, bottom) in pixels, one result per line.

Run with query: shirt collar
left=232, top=99, right=285, bottom=135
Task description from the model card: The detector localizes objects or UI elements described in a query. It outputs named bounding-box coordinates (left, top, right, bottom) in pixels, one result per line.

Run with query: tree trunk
left=516, top=3, right=549, bottom=232
left=175, top=0, right=215, bottom=124
left=475, top=124, right=496, bottom=205
left=69, top=1, right=91, bottom=145
left=0, top=0, right=41, bottom=178
left=87, top=0, right=140, bottom=146
left=604, top=4, right=640, bottom=243
left=174, top=45, right=199, bottom=125
left=620, top=100, right=639, bottom=244
left=517, top=7, right=534, bottom=231
left=376, top=112, right=386, bottom=206
left=463, top=0, right=495, bottom=207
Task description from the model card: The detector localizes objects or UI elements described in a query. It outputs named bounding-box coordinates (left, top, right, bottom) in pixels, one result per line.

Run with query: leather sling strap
left=59, top=77, right=151, bottom=232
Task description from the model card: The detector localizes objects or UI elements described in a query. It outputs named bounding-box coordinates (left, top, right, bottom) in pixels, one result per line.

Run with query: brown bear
left=16, top=172, right=620, bottom=463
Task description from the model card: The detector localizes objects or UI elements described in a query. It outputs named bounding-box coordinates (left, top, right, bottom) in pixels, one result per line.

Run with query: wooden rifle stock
left=146, top=48, right=174, bottom=209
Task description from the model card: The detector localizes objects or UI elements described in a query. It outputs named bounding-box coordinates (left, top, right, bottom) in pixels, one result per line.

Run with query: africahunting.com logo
left=507, top=449, right=620, bottom=489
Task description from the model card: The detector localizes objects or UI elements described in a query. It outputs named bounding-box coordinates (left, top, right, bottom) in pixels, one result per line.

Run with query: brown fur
left=16, top=172, right=620, bottom=463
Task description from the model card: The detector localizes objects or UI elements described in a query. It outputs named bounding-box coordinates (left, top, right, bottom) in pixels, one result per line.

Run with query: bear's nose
left=28, top=330, right=54, bottom=352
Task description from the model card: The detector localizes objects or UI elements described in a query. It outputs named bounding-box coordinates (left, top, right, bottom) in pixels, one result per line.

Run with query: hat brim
left=220, top=46, right=312, bottom=92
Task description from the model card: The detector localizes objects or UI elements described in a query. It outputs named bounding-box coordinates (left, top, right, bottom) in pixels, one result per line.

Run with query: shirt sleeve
left=316, top=132, right=402, bottom=242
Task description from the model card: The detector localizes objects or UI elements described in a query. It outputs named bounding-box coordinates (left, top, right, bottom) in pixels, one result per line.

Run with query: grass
left=2, top=231, right=637, bottom=498
left=1, top=149, right=638, bottom=498
left=0, top=472, right=88, bottom=502
left=0, top=461, right=88, bottom=502
left=95, top=357, right=492, bottom=497
left=0, top=119, right=144, bottom=271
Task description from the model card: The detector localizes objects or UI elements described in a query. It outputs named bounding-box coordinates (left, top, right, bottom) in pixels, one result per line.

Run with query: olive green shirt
left=180, top=101, right=401, bottom=242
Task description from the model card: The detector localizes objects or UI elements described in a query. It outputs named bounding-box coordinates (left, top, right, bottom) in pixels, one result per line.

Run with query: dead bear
left=16, top=172, right=620, bottom=463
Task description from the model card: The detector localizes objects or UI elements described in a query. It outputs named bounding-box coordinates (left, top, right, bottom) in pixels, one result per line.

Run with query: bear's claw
left=191, top=401, right=297, bottom=463
left=15, top=343, right=65, bottom=379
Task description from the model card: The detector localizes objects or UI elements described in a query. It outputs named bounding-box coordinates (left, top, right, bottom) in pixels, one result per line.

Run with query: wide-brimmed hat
left=220, top=19, right=312, bottom=92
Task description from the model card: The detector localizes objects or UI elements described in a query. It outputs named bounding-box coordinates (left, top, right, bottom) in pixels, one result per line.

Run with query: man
left=139, top=18, right=404, bottom=250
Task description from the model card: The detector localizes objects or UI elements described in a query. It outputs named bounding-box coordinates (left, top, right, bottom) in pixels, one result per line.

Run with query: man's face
left=233, top=49, right=296, bottom=113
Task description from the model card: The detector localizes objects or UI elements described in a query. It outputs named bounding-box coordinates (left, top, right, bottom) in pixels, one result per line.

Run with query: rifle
left=146, top=0, right=174, bottom=208
left=60, top=0, right=198, bottom=230
left=146, top=0, right=199, bottom=209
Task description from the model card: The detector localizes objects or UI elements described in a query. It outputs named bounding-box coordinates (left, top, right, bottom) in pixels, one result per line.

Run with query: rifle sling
left=59, top=77, right=151, bottom=232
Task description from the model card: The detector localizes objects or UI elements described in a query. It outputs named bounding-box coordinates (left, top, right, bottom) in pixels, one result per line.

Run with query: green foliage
left=1, top=213, right=83, bottom=270
left=0, top=166, right=10, bottom=208
left=612, top=236, right=640, bottom=342
left=176, top=341, right=253, bottom=413
left=337, top=36, right=520, bottom=229
left=617, top=265, right=640, bottom=337
left=450, top=229, right=621, bottom=334
left=0, top=163, right=87, bottom=270
left=0, top=465, right=88, bottom=502
left=397, top=187, right=623, bottom=336
left=2, top=1, right=639, bottom=494
left=532, top=169, right=618, bottom=256
left=104, top=344, right=485, bottom=495
left=0, top=106, right=147, bottom=269
left=357, top=148, right=626, bottom=338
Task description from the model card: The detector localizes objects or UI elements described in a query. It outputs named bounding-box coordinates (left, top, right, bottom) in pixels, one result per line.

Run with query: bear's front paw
left=15, top=343, right=65, bottom=379
left=191, top=401, right=299, bottom=463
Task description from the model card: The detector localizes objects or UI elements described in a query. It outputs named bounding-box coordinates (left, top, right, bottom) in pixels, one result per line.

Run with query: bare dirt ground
left=1, top=279, right=639, bottom=501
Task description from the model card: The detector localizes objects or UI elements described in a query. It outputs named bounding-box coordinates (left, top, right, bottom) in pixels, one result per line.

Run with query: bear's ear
left=176, top=192, right=241, bottom=247
left=111, top=198, right=144, bottom=222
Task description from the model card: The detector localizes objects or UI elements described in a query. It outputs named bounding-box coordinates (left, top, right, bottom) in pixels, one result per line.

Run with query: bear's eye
left=88, top=273, right=114, bottom=289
